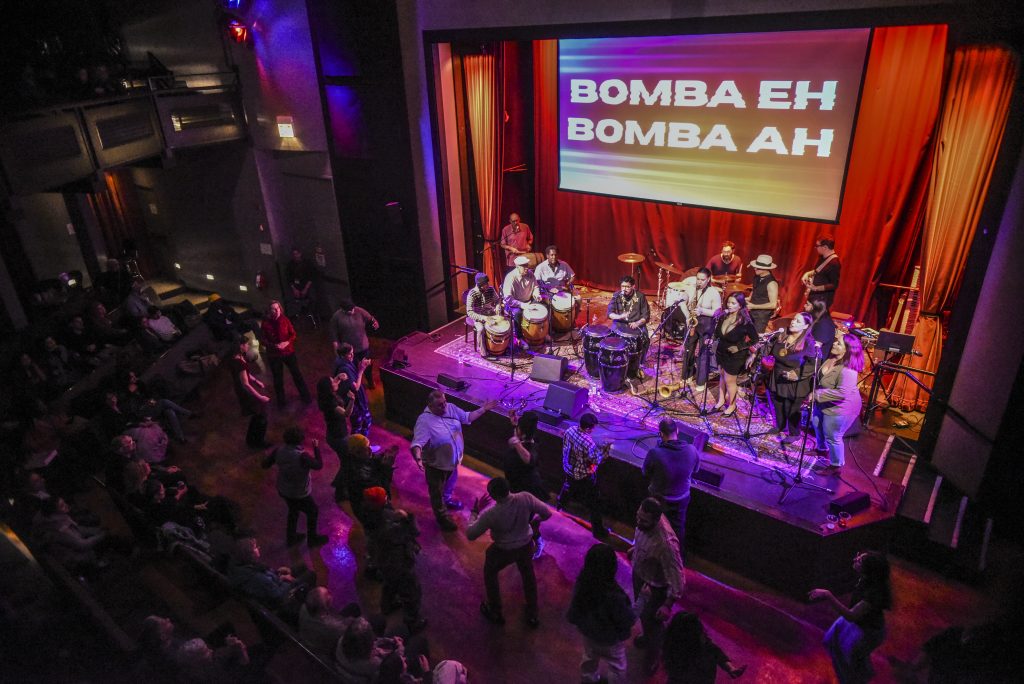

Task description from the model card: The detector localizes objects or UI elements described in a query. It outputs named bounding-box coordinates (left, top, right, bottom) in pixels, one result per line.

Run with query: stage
left=381, top=308, right=905, bottom=596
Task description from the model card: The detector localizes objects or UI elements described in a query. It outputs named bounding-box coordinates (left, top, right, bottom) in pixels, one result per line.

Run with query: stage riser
left=382, top=365, right=896, bottom=597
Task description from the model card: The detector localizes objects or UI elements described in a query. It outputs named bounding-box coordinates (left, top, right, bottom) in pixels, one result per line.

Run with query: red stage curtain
left=533, top=25, right=948, bottom=322
left=463, top=54, right=504, bottom=283
left=890, top=46, right=1018, bottom=410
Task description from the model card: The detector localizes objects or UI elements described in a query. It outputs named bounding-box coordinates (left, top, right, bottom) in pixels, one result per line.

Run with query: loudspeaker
left=437, top=373, right=468, bottom=391
left=676, top=422, right=709, bottom=453
left=829, top=491, right=871, bottom=516
left=694, top=467, right=724, bottom=488
left=530, top=353, right=568, bottom=383
left=542, top=381, right=588, bottom=419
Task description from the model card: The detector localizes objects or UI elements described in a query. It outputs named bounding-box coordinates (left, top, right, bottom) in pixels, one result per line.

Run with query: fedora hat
left=749, top=254, right=777, bottom=270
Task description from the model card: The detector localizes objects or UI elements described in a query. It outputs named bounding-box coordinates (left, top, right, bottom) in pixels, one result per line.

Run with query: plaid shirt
left=467, top=286, right=501, bottom=322
left=562, top=425, right=603, bottom=480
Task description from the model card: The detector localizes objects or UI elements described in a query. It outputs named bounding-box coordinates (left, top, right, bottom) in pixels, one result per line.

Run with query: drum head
left=522, top=303, right=548, bottom=322
left=551, top=292, right=573, bottom=311
left=598, top=336, right=629, bottom=351
left=485, top=318, right=510, bottom=334
left=612, top=322, right=641, bottom=339
left=582, top=324, right=611, bottom=339
left=667, top=282, right=686, bottom=291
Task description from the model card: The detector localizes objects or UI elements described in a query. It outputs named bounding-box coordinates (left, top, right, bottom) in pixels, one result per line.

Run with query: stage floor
left=383, top=313, right=905, bottom=594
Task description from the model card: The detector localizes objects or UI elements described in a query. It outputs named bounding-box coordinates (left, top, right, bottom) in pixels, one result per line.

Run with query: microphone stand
left=636, top=302, right=681, bottom=421
left=778, top=343, right=834, bottom=503
left=714, top=336, right=777, bottom=460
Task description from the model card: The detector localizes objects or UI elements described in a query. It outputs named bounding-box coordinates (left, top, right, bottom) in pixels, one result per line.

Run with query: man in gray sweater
left=467, top=477, right=551, bottom=628
left=262, top=425, right=328, bottom=546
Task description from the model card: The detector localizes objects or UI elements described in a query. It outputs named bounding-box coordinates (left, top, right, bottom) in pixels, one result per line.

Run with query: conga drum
left=611, top=323, right=643, bottom=377
left=483, top=317, right=510, bottom=355
left=582, top=324, right=611, bottom=377
left=519, top=302, right=549, bottom=346
left=524, top=252, right=545, bottom=269
left=549, top=291, right=578, bottom=333
left=598, top=336, right=630, bottom=392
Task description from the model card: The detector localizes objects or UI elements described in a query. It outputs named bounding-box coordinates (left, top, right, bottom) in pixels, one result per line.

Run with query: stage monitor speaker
left=676, top=421, right=709, bottom=453
left=694, top=467, right=724, bottom=488
left=530, top=353, right=568, bottom=383
left=437, top=373, right=468, bottom=392
left=829, top=491, right=871, bottom=516
left=542, top=381, right=588, bottom=419
left=876, top=329, right=916, bottom=355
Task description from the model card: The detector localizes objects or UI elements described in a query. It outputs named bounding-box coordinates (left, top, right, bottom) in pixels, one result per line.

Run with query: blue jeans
left=812, top=406, right=857, bottom=466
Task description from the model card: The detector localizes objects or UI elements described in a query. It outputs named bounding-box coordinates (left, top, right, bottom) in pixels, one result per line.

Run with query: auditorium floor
left=173, top=322, right=1009, bottom=683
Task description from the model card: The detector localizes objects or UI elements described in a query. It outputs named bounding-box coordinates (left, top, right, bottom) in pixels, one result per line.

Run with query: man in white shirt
left=502, top=255, right=542, bottom=304
left=466, top=477, right=551, bottom=627
left=682, top=268, right=722, bottom=390
left=410, top=391, right=496, bottom=531
left=533, top=245, right=575, bottom=290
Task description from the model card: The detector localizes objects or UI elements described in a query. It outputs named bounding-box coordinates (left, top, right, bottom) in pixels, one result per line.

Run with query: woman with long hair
left=566, top=543, right=635, bottom=684
left=809, top=550, right=892, bottom=683
left=811, top=332, right=864, bottom=474
left=805, top=298, right=837, bottom=351
left=662, top=610, right=747, bottom=683
left=766, top=312, right=816, bottom=443
left=317, top=374, right=354, bottom=501
left=712, top=293, right=758, bottom=416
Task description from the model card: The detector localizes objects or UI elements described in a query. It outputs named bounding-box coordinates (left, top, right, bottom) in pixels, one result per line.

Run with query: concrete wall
left=11, top=194, right=89, bottom=284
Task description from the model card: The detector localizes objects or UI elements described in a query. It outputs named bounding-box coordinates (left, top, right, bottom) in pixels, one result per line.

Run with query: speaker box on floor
left=542, top=381, right=588, bottom=419
left=530, top=353, right=568, bottom=382
left=677, top=421, right=709, bottom=453
left=437, top=373, right=468, bottom=391
left=694, top=467, right=724, bottom=488
left=829, top=491, right=871, bottom=515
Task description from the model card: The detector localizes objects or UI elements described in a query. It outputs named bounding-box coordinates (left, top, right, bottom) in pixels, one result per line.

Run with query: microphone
left=814, top=341, right=823, bottom=357
left=911, top=349, right=923, bottom=357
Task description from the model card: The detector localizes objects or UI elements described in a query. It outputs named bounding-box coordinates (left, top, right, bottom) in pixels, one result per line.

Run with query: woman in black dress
left=713, top=293, right=757, bottom=416
left=503, top=410, right=548, bottom=556
left=767, top=312, right=816, bottom=443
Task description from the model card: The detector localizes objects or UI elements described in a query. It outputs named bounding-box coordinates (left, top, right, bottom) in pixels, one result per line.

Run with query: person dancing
left=767, top=312, right=815, bottom=444
left=712, top=293, right=757, bottom=416
left=811, top=333, right=864, bottom=474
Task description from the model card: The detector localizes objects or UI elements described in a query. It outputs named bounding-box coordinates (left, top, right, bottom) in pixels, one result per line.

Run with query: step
left=161, top=292, right=213, bottom=312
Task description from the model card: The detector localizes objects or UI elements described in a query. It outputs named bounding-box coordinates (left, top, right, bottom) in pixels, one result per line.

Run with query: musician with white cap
left=503, top=255, right=542, bottom=305
left=746, top=254, right=780, bottom=334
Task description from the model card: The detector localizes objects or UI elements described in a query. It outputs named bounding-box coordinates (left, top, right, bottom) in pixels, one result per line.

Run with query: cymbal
left=618, top=252, right=645, bottom=264
left=725, top=282, right=751, bottom=294
left=654, top=261, right=683, bottom=275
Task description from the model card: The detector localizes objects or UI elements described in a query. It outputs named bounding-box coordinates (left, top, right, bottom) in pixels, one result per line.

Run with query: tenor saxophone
left=658, top=381, right=684, bottom=399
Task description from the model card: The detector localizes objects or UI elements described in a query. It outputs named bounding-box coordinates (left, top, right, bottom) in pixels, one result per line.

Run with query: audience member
left=62, top=314, right=110, bottom=367
left=335, top=617, right=402, bottom=683
left=298, top=587, right=360, bottom=661
left=316, top=374, right=354, bottom=501
left=144, top=305, right=182, bottom=343
left=226, top=339, right=270, bottom=448
left=466, top=476, right=551, bottom=628
left=124, top=280, right=154, bottom=320
left=86, top=300, right=131, bottom=345
left=642, top=418, right=700, bottom=548
left=120, top=369, right=193, bottom=443
left=567, top=543, right=636, bottom=684
left=41, top=335, right=81, bottom=392
left=662, top=611, right=746, bottom=683
left=12, top=351, right=48, bottom=400
left=94, top=258, right=133, bottom=307
left=261, top=426, right=329, bottom=547
left=227, top=536, right=313, bottom=611
left=502, top=410, right=547, bottom=557
left=629, top=497, right=685, bottom=675
left=174, top=635, right=250, bottom=683
left=809, top=550, right=892, bottom=684
left=346, top=435, right=397, bottom=528
left=284, top=248, right=316, bottom=318
left=378, top=650, right=468, bottom=684
left=261, top=300, right=312, bottom=407
left=558, top=412, right=609, bottom=539
left=141, top=478, right=208, bottom=533
left=126, top=415, right=170, bottom=464
left=328, top=299, right=379, bottom=388
left=332, top=343, right=372, bottom=435
left=204, top=295, right=244, bottom=342
left=376, top=508, right=427, bottom=633
left=31, top=496, right=108, bottom=570
left=410, top=391, right=495, bottom=532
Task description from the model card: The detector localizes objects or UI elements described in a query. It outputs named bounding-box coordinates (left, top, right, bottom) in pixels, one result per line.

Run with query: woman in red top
left=260, top=300, right=312, bottom=407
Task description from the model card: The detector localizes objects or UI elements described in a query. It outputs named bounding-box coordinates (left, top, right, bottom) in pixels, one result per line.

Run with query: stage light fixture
left=226, top=18, right=249, bottom=44
left=174, top=262, right=181, bottom=269
left=239, top=284, right=248, bottom=292
left=276, top=116, right=295, bottom=138
left=206, top=274, right=215, bottom=281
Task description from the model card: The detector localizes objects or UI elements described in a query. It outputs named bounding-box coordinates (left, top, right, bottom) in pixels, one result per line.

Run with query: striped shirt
left=467, top=286, right=501, bottom=322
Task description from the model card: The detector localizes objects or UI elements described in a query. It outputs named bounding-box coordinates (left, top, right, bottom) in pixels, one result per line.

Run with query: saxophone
left=659, top=381, right=684, bottom=399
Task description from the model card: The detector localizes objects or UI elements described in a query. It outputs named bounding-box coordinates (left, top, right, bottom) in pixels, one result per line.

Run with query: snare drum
left=611, top=323, right=643, bottom=377
left=582, top=324, right=611, bottom=377
left=519, top=302, right=549, bottom=346
left=483, top=317, right=510, bottom=355
left=598, top=336, right=630, bottom=392
left=665, top=282, right=688, bottom=308
left=549, top=291, right=578, bottom=333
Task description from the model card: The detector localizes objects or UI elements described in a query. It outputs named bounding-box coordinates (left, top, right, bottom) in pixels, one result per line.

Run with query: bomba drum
left=524, top=252, right=545, bottom=269
left=582, top=324, right=611, bottom=377
left=611, top=323, right=643, bottom=377
left=520, top=302, right=550, bottom=346
left=598, top=336, right=630, bottom=392
left=484, top=317, right=510, bottom=355
left=549, top=291, right=578, bottom=333
left=665, top=282, right=688, bottom=308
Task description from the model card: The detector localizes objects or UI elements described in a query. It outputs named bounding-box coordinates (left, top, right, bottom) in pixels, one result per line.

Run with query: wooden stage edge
left=381, top=319, right=901, bottom=596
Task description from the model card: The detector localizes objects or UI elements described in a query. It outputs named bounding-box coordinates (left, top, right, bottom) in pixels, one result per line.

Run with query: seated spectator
left=41, top=335, right=81, bottom=392
left=142, top=478, right=208, bottom=533
left=227, top=536, right=313, bottom=611
left=662, top=611, right=746, bottom=683
left=204, top=295, right=242, bottom=342
left=87, top=301, right=131, bottom=345
left=144, top=305, right=182, bottom=344
left=139, top=615, right=250, bottom=684
left=336, top=617, right=403, bottom=683
left=31, top=496, right=108, bottom=571
left=95, top=258, right=132, bottom=308
left=121, top=369, right=193, bottom=443
left=105, top=434, right=182, bottom=493
left=126, top=415, right=170, bottom=464
left=90, top=63, right=124, bottom=98
left=12, top=352, right=48, bottom=400
left=124, top=280, right=154, bottom=320
left=98, top=391, right=130, bottom=441
left=62, top=315, right=111, bottom=367
left=299, top=587, right=360, bottom=661
left=122, top=459, right=152, bottom=509
left=378, top=650, right=468, bottom=684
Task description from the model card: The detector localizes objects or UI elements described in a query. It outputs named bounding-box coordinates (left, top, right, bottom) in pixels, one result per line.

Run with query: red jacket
left=261, top=314, right=297, bottom=357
